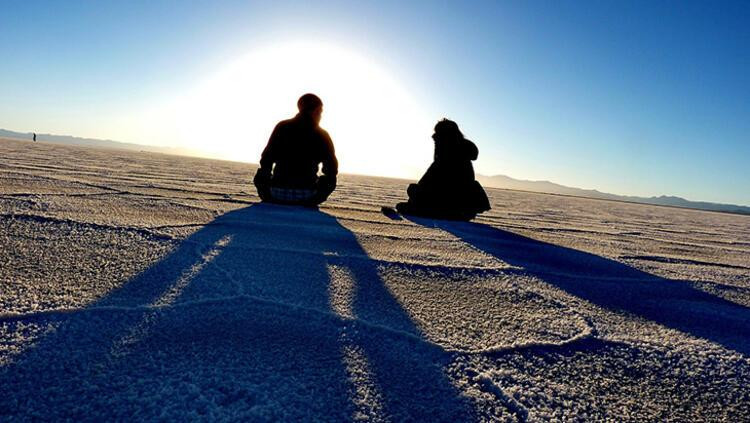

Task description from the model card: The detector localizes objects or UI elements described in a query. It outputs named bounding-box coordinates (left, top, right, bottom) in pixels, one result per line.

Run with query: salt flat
left=1, top=137, right=749, bottom=421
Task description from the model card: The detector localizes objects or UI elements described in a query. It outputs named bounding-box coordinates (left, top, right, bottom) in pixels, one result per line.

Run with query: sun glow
left=172, top=41, right=434, bottom=179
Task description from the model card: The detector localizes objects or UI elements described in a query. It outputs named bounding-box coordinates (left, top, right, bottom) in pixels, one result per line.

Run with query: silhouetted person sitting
left=396, top=119, right=490, bottom=220
left=253, top=93, right=338, bottom=206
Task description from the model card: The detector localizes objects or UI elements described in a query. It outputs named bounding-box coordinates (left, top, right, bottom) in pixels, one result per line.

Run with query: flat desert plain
left=1, top=138, right=749, bottom=421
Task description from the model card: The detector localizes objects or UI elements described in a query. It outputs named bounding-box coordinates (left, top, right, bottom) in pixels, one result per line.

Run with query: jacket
left=259, top=114, right=338, bottom=188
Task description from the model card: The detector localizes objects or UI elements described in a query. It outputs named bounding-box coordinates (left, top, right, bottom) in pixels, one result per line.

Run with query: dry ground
left=1, top=138, right=749, bottom=421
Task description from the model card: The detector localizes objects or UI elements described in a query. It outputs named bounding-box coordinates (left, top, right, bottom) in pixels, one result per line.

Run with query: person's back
left=423, top=132, right=478, bottom=189
left=396, top=119, right=490, bottom=220
left=261, top=115, right=336, bottom=188
left=254, top=93, right=338, bottom=206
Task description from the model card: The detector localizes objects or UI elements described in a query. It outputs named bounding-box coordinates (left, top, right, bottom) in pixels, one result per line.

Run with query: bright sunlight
left=171, top=41, right=435, bottom=179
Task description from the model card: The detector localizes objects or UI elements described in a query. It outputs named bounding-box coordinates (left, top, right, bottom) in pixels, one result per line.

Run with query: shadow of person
left=406, top=217, right=750, bottom=356
left=0, top=204, right=474, bottom=421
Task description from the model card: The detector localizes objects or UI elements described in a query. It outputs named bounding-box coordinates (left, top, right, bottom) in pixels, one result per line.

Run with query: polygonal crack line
left=143, top=237, right=602, bottom=357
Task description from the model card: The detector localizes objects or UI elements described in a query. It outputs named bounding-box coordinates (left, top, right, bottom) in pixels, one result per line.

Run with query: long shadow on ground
left=0, top=204, right=474, bottom=421
left=408, top=217, right=750, bottom=356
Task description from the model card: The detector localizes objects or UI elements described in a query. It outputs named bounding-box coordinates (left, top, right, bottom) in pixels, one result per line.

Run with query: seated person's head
left=433, top=118, right=464, bottom=144
left=297, top=93, right=323, bottom=124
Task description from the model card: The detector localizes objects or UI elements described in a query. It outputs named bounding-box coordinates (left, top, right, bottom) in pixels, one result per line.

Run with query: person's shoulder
left=318, top=126, right=331, bottom=137
left=270, top=118, right=296, bottom=138
left=275, top=118, right=295, bottom=129
left=316, top=126, right=333, bottom=141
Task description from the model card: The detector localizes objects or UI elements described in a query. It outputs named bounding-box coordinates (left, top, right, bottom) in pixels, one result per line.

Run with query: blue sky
left=1, top=1, right=749, bottom=205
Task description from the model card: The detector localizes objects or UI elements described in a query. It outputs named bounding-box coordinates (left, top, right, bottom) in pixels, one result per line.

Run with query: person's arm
left=254, top=123, right=283, bottom=199
left=311, top=130, right=338, bottom=203
left=320, top=130, right=338, bottom=178
left=259, top=123, right=283, bottom=175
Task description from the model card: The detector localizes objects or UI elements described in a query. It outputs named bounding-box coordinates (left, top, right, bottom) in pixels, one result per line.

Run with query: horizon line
left=1, top=127, right=748, bottom=210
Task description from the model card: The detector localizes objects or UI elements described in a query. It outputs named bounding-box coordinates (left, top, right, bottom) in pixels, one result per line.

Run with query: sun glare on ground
left=171, top=41, right=434, bottom=179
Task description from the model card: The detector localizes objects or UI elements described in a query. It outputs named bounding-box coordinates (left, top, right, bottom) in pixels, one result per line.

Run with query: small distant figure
left=395, top=119, right=490, bottom=220
left=32, top=132, right=36, bottom=142
left=253, top=93, right=338, bottom=206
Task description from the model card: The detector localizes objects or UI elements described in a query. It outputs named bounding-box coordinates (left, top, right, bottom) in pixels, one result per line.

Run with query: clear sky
left=2, top=1, right=749, bottom=205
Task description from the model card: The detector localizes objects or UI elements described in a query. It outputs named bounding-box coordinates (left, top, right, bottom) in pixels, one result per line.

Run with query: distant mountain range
left=0, top=129, right=198, bottom=157
left=477, top=174, right=750, bottom=216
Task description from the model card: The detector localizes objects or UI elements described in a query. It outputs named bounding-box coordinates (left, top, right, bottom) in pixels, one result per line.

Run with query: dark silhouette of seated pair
left=254, top=93, right=491, bottom=220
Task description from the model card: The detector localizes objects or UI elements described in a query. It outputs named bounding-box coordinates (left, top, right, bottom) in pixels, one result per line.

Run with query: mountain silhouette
left=0, top=128, right=197, bottom=157
left=477, top=174, right=750, bottom=216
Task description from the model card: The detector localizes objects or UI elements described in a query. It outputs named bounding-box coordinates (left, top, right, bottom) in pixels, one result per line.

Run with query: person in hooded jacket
left=396, top=119, right=490, bottom=220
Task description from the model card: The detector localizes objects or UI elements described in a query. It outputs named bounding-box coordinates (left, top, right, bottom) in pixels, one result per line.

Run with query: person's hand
left=318, top=174, right=337, bottom=192
left=407, top=183, right=419, bottom=198
left=253, top=168, right=271, bottom=186
left=253, top=169, right=272, bottom=201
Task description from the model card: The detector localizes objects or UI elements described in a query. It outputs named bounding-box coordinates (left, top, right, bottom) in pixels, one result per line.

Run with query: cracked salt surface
left=1, top=138, right=749, bottom=421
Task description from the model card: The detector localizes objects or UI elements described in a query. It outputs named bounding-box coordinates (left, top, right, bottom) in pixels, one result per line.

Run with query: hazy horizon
left=5, top=127, right=750, bottom=210
left=2, top=1, right=748, bottom=204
